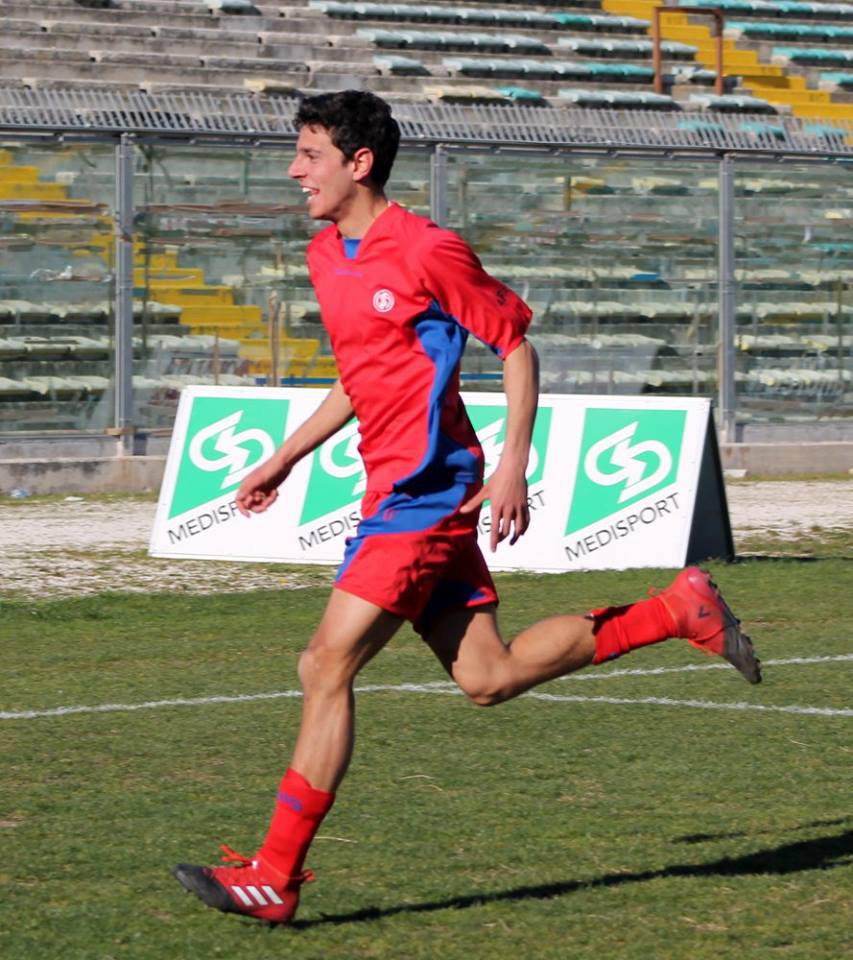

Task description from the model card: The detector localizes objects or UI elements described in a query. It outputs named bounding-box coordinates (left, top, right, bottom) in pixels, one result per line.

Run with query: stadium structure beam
left=112, top=134, right=135, bottom=456
left=718, top=155, right=737, bottom=443
left=430, top=144, right=448, bottom=227
left=653, top=6, right=725, bottom=97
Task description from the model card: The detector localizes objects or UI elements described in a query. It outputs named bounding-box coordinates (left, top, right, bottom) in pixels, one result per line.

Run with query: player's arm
left=461, top=338, right=539, bottom=550
left=236, top=379, right=354, bottom=517
left=417, top=226, right=537, bottom=549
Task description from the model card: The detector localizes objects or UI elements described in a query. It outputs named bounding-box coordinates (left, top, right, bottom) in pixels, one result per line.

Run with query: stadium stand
left=0, top=0, right=851, bottom=436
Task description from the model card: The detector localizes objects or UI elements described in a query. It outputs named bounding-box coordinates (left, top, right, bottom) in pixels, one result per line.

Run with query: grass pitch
left=1, top=553, right=851, bottom=960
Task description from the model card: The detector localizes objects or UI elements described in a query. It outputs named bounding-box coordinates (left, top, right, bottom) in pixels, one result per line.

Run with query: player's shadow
left=292, top=827, right=853, bottom=929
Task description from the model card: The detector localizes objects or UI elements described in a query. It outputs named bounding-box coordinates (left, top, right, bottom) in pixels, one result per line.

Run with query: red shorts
left=334, top=482, right=498, bottom=635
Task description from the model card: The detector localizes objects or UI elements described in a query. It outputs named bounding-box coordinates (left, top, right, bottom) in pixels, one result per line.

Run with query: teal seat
left=610, top=15, right=653, bottom=32
left=308, top=1, right=355, bottom=16
left=557, top=37, right=609, bottom=55
left=551, top=13, right=595, bottom=28
left=208, top=0, right=256, bottom=11
left=820, top=71, right=853, bottom=87
left=739, top=120, right=786, bottom=137
left=443, top=57, right=535, bottom=78
left=730, top=20, right=853, bottom=40
left=692, top=93, right=775, bottom=111
left=588, top=62, right=654, bottom=79
left=802, top=122, right=847, bottom=138
left=557, top=63, right=596, bottom=79
left=372, top=54, right=428, bottom=75
left=499, top=34, right=550, bottom=54
left=494, top=86, right=547, bottom=103
left=558, top=88, right=611, bottom=107
left=677, top=118, right=726, bottom=134
left=782, top=46, right=853, bottom=64
left=357, top=28, right=408, bottom=47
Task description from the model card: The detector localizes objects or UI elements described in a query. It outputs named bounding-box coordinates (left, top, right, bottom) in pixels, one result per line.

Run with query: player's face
left=288, top=125, right=359, bottom=223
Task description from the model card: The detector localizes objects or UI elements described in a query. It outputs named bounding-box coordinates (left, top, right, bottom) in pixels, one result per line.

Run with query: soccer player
left=173, top=91, right=761, bottom=925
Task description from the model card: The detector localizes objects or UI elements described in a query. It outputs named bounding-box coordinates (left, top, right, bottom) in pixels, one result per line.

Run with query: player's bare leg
left=291, top=589, right=404, bottom=790
left=424, top=604, right=596, bottom=705
left=174, top=590, right=402, bottom=924
left=425, top=567, right=760, bottom=704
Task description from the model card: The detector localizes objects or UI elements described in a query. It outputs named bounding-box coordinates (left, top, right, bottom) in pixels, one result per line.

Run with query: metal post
left=718, top=154, right=737, bottom=443
left=652, top=8, right=663, bottom=96
left=113, top=134, right=135, bottom=456
left=430, top=143, right=448, bottom=227
left=712, top=11, right=725, bottom=96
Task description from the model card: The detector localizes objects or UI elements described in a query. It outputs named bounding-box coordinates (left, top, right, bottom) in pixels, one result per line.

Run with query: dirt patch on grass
left=1, top=481, right=850, bottom=598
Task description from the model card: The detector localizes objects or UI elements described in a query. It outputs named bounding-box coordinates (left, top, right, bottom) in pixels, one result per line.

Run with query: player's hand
left=235, top=455, right=291, bottom=517
left=460, top=465, right=529, bottom=552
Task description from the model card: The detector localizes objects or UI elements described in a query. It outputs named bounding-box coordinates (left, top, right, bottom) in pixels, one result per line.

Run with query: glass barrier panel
left=443, top=151, right=721, bottom=400
left=733, top=160, right=852, bottom=432
left=131, top=143, right=431, bottom=430
left=0, top=141, right=115, bottom=432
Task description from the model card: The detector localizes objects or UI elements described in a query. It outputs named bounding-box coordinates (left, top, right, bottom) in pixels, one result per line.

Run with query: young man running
left=173, top=91, right=761, bottom=925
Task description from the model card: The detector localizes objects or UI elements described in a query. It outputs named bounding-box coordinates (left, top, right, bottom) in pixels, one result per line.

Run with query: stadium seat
left=727, top=20, right=853, bottom=41
left=560, top=88, right=678, bottom=109
left=372, top=54, right=428, bottom=75
left=820, top=72, right=853, bottom=89
left=681, top=0, right=853, bottom=19
left=558, top=37, right=698, bottom=58
left=553, top=13, right=651, bottom=33
left=207, top=0, right=257, bottom=12
left=356, top=28, right=550, bottom=54
left=691, top=93, right=777, bottom=112
left=739, top=120, right=787, bottom=137
left=495, top=86, right=548, bottom=104
left=772, top=46, right=853, bottom=67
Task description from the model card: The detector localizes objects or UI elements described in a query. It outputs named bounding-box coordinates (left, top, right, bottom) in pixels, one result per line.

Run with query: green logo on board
left=465, top=403, right=552, bottom=486
left=299, top=404, right=554, bottom=525
left=300, top=419, right=364, bottom=525
left=170, top=396, right=289, bottom=519
left=566, top=408, right=686, bottom=534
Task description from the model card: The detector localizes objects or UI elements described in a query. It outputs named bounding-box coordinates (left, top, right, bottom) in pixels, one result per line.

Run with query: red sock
left=590, top=597, right=678, bottom=665
left=258, top=768, right=335, bottom=878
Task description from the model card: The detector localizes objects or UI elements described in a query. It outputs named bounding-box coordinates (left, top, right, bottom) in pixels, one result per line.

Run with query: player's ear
left=350, top=147, right=375, bottom=184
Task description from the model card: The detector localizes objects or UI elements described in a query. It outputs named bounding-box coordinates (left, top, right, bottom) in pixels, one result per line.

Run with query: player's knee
left=298, top=643, right=351, bottom=694
left=454, top=666, right=509, bottom=707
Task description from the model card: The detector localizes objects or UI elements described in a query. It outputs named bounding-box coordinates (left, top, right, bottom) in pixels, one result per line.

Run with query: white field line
left=2, top=654, right=851, bottom=722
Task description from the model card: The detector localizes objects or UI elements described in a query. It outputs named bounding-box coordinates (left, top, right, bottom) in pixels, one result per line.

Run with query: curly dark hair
left=294, top=91, right=401, bottom=189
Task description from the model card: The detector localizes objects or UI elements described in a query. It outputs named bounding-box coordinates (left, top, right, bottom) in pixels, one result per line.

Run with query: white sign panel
left=150, top=386, right=720, bottom=572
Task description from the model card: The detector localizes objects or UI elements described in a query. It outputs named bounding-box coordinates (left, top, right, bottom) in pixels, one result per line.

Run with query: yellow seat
left=310, top=356, right=339, bottom=380
left=178, top=304, right=263, bottom=326
left=0, top=181, right=67, bottom=200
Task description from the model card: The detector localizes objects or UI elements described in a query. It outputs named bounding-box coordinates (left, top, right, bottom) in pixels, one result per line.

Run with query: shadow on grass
left=294, top=828, right=853, bottom=929
left=673, top=814, right=852, bottom=845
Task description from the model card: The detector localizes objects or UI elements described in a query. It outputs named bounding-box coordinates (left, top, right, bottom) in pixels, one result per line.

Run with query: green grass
left=1, top=559, right=851, bottom=960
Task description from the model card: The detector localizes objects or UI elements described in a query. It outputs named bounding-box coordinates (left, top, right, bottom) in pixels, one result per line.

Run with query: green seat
left=691, top=93, right=775, bottom=111
left=802, top=122, right=848, bottom=138
left=739, top=120, right=786, bottom=137
left=308, top=1, right=358, bottom=17
left=495, top=86, right=547, bottom=103
left=356, top=28, right=408, bottom=47
left=820, top=71, right=853, bottom=87
left=372, top=54, right=428, bottom=75
left=677, top=118, right=727, bottom=135
left=774, top=46, right=853, bottom=64
left=207, top=0, right=257, bottom=11
left=558, top=88, right=609, bottom=107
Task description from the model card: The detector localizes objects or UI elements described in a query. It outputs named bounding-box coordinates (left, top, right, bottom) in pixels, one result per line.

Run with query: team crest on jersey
left=372, top=288, right=395, bottom=313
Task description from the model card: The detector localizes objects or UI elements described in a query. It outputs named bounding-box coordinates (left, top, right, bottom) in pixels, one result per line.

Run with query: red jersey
left=307, top=202, right=531, bottom=494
